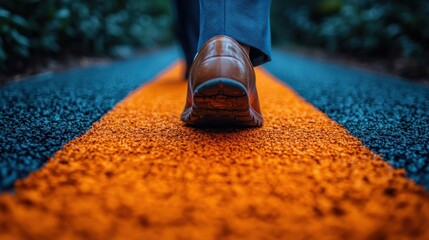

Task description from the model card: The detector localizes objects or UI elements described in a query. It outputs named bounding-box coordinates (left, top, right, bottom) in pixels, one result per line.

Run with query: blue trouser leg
left=173, top=0, right=272, bottom=67
left=199, top=0, right=272, bottom=66
left=172, top=0, right=200, bottom=69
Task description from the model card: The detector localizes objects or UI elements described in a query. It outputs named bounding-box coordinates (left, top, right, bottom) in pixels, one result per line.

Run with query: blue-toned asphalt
left=266, top=50, right=429, bottom=188
left=0, top=48, right=178, bottom=191
left=1, top=48, right=428, bottom=191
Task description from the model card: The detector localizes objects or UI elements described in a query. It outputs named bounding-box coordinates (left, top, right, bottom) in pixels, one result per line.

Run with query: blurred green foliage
left=0, top=0, right=172, bottom=72
left=271, top=0, right=429, bottom=58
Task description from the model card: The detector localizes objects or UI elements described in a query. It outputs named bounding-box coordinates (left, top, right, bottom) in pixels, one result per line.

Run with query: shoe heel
left=180, top=78, right=262, bottom=127
left=193, top=78, right=249, bottom=110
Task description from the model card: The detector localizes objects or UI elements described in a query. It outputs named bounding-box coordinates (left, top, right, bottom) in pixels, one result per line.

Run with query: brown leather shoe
left=181, top=35, right=263, bottom=127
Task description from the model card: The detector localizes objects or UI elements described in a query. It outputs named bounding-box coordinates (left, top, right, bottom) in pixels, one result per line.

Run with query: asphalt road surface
left=1, top=48, right=428, bottom=239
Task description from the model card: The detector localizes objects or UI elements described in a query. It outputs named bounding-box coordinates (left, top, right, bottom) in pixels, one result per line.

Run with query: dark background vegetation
left=0, top=0, right=173, bottom=75
left=1, top=0, right=428, bottom=79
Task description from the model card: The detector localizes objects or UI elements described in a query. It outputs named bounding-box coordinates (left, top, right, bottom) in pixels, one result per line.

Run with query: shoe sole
left=181, top=78, right=263, bottom=127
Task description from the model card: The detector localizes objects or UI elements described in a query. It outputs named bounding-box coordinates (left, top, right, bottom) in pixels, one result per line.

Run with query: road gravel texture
left=1, top=63, right=428, bottom=239
left=0, top=49, right=177, bottom=191
left=266, top=51, right=429, bottom=188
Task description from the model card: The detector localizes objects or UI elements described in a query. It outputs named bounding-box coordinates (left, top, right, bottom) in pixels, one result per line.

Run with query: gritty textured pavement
left=266, top=51, right=429, bottom=188
left=1, top=64, right=428, bottom=239
left=0, top=49, right=177, bottom=191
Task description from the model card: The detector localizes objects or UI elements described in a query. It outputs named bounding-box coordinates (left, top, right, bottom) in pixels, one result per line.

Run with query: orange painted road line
left=1, top=62, right=428, bottom=239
